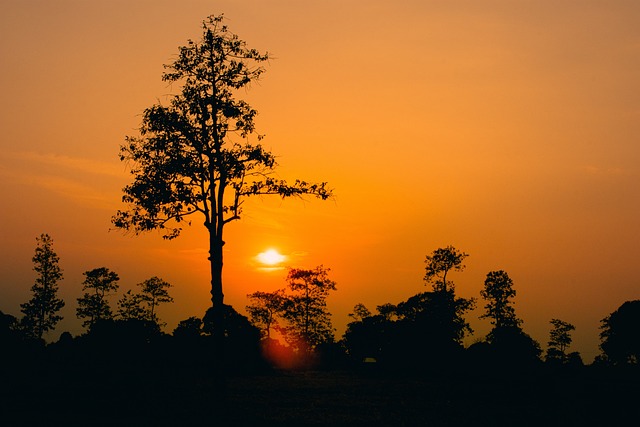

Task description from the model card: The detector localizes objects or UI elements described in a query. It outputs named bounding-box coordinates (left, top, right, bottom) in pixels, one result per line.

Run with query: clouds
left=0, top=151, right=126, bottom=210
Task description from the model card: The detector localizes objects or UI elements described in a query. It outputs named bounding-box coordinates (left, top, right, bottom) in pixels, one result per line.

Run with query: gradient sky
left=1, top=0, right=639, bottom=361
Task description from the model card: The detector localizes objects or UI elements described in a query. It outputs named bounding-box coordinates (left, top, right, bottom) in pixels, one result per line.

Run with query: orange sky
left=1, top=1, right=640, bottom=361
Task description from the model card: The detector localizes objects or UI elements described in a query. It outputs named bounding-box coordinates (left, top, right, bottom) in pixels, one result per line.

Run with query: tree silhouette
left=20, top=234, right=65, bottom=340
left=600, top=300, right=640, bottom=365
left=348, top=303, right=372, bottom=323
left=480, top=270, right=520, bottom=329
left=480, top=270, right=541, bottom=366
left=546, top=318, right=575, bottom=363
left=173, top=316, right=203, bottom=340
left=117, top=277, right=174, bottom=326
left=76, top=267, right=120, bottom=329
left=342, top=305, right=390, bottom=362
left=419, top=246, right=475, bottom=360
left=279, top=266, right=337, bottom=352
left=138, top=277, right=174, bottom=326
left=111, top=15, right=331, bottom=342
left=246, top=289, right=285, bottom=339
left=0, top=310, right=22, bottom=351
left=396, top=290, right=474, bottom=345
left=116, top=290, right=147, bottom=321
left=424, top=246, right=468, bottom=292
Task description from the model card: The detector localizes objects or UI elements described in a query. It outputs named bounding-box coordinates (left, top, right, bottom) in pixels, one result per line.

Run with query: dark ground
left=2, top=366, right=637, bottom=426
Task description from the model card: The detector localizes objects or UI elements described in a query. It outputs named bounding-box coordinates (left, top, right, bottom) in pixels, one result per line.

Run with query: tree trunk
left=208, top=228, right=226, bottom=371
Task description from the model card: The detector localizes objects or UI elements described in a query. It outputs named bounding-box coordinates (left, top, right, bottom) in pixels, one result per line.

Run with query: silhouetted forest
left=2, top=239, right=639, bottom=425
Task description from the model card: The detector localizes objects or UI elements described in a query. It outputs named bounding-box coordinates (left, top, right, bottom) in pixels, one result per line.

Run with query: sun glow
left=256, top=249, right=287, bottom=266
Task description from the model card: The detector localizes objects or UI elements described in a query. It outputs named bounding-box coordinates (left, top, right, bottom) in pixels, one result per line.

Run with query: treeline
left=4, top=234, right=174, bottom=340
left=1, top=236, right=639, bottom=376
left=245, top=246, right=640, bottom=371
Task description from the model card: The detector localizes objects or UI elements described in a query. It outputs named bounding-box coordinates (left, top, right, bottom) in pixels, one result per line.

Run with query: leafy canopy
left=424, top=246, right=468, bottom=292
left=76, top=267, right=120, bottom=329
left=112, top=15, right=331, bottom=240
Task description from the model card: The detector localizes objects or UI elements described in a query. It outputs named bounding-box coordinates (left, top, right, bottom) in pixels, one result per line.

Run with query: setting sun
left=257, top=249, right=287, bottom=266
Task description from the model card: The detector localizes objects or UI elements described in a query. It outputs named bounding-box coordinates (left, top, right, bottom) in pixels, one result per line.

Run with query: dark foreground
left=2, top=366, right=637, bottom=426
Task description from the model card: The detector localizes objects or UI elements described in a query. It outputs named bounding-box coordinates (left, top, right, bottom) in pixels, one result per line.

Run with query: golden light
left=256, top=249, right=287, bottom=266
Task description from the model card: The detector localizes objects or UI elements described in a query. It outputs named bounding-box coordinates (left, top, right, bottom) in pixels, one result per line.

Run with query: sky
left=1, top=0, right=639, bottom=361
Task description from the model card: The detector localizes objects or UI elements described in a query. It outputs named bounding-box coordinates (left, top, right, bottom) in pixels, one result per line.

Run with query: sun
left=256, top=249, right=287, bottom=266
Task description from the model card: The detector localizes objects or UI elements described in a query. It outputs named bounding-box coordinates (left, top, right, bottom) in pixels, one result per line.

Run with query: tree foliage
left=600, top=300, right=640, bottom=365
left=424, top=246, right=468, bottom=292
left=20, top=234, right=65, bottom=339
left=246, top=289, right=285, bottom=339
left=279, top=266, right=337, bottom=352
left=341, top=247, right=476, bottom=367
left=546, top=318, right=575, bottom=362
left=111, top=14, right=331, bottom=322
left=116, top=277, right=174, bottom=326
left=138, top=276, right=174, bottom=325
left=76, top=267, right=120, bottom=329
left=418, top=247, right=475, bottom=352
left=173, top=316, right=203, bottom=340
left=480, top=270, right=520, bottom=329
left=117, top=290, right=147, bottom=321
left=397, top=290, right=475, bottom=344
left=348, top=303, right=372, bottom=323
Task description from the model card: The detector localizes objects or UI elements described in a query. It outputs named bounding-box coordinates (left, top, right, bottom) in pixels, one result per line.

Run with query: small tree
left=421, top=246, right=475, bottom=348
left=246, top=289, right=285, bottom=339
left=138, top=276, right=174, bottom=325
left=348, top=303, right=372, bottom=323
left=116, top=278, right=173, bottom=326
left=480, top=270, right=540, bottom=365
left=20, top=234, right=65, bottom=340
left=424, top=246, right=468, bottom=292
left=480, top=270, right=520, bottom=329
left=546, top=318, right=575, bottom=362
left=117, top=290, right=147, bottom=321
left=279, top=266, right=337, bottom=352
left=76, top=267, right=120, bottom=329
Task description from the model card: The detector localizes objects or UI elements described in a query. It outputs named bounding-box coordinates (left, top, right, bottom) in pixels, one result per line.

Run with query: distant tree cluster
left=4, top=234, right=175, bottom=346
left=342, top=246, right=477, bottom=369
left=246, top=266, right=337, bottom=366
left=3, top=236, right=640, bottom=384
left=240, top=245, right=640, bottom=371
left=75, top=269, right=174, bottom=333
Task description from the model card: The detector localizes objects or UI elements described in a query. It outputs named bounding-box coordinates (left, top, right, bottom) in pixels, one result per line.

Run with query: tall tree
left=424, top=246, right=468, bottom=292
left=20, top=234, right=65, bottom=340
left=111, top=15, right=331, bottom=336
left=480, top=270, right=520, bottom=329
left=546, top=318, right=575, bottom=361
left=76, top=267, right=120, bottom=329
left=280, top=266, right=337, bottom=352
